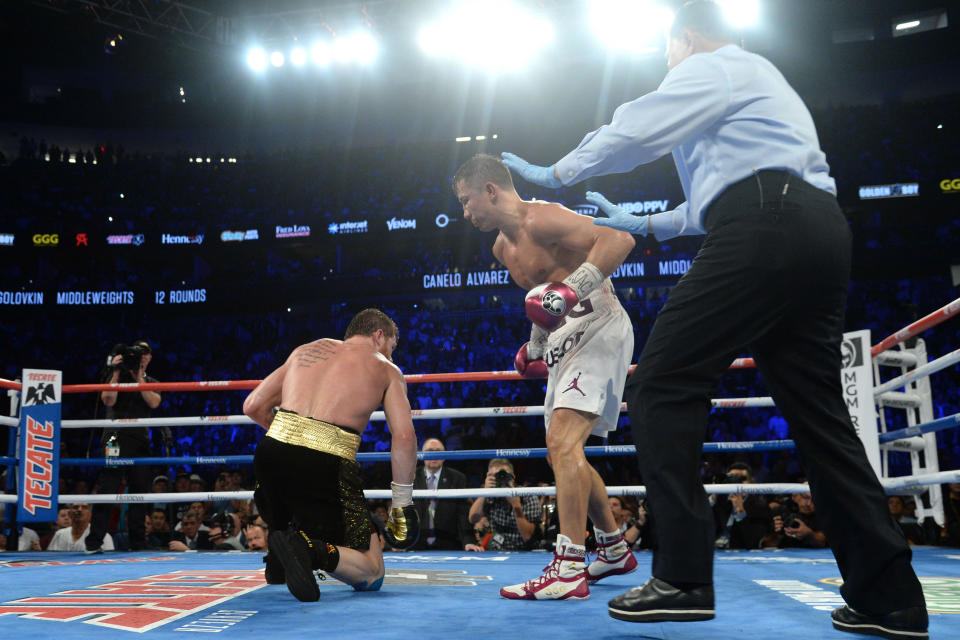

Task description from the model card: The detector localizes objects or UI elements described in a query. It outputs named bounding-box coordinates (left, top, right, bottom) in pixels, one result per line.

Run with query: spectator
left=48, top=503, right=115, bottom=551
left=939, top=483, right=960, bottom=547
left=608, top=495, right=644, bottom=549
left=468, top=459, right=541, bottom=551
left=245, top=523, right=268, bottom=551
left=169, top=511, right=214, bottom=551
left=713, top=462, right=771, bottom=550
left=146, top=509, right=172, bottom=549
left=207, top=512, right=243, bottom=550
left=39, top=506, right=72, bottom=550
left=888, top=496, right=926, bottom=546
left=15, top=526, right=41, bottom=551
left=413, top=437, right=476, bottom=551
left=767, top=492, right=828, bottom=549
left=212, top=471, right=233, bottom=513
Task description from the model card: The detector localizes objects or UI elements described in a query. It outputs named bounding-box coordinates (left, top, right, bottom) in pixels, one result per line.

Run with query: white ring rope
left=873, top=347, right=960, bottom=396
left=4, top=470, right=957, bottom=505
left=50, top=397, right=778, bottom=430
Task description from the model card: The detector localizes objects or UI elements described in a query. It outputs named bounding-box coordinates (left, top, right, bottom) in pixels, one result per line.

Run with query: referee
left=501, top=2, right=927, bottom=638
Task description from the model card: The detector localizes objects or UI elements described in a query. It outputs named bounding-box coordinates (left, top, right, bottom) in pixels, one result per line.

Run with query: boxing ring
left=1, top=299, right=959, bottom=638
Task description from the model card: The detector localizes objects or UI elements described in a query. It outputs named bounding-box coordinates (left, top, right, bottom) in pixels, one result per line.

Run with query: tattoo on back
left=295, top=342, right=337, bottom=367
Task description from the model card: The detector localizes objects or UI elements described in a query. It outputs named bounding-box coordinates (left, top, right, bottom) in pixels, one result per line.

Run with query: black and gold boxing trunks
left=254, top=409, right=373, bottom=549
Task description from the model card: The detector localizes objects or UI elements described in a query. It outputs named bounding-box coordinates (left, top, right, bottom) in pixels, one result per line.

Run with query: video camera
left=109, top=343, right=150, bottom=372
left=207, top=511, right=235, bottom=538
left=772, top=505, right=801, bottom=530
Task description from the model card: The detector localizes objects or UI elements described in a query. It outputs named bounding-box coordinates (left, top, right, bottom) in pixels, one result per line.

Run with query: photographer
left=713, top=462, right=771, bottom=549
left=768, top=491, right=828, bottom=549
left=206, top=511, right=244, bottom=550
left=86, top=340, right=162, bottom=553
left=468, top=459, right=541, bottom=551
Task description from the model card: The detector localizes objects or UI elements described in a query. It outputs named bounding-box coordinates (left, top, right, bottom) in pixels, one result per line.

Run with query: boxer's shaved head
left=453, top=154, right=516, bottom=194
left=345, top=308, right=398, bottom=340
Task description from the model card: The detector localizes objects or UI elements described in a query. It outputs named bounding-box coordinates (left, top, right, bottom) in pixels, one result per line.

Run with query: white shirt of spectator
left=17, top=527, right=40, bottom=551
left=47, top=524, right=115, bottom=551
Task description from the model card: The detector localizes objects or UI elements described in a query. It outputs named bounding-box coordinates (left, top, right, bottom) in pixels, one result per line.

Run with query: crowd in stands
left=1, top=95, right=959, bottom=551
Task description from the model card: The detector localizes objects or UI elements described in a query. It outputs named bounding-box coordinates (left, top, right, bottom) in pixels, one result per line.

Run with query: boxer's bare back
left=244, top=336, right=404, bottom=434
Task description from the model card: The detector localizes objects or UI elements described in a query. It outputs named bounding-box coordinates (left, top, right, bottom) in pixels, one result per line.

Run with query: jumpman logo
left=562, top=372, right=586, bottom=396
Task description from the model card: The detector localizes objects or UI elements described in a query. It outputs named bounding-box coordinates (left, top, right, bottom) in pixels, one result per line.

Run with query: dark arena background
left=0, top=1, right=959, bottom=638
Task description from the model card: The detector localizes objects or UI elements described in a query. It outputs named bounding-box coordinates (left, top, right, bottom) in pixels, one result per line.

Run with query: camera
left=721, top=473, right=745, bottom=484
left=108, top=343, right=148, bottom=372
left=208, top=511, right=235, bottom=538
left=772, top=506, right=801, bottom=530
left=494, top=469, right=513, bottom=488
left=119, top=344, right=148, bottom=371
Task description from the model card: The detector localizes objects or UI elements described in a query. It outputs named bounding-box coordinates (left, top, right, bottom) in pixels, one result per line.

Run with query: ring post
left=17, top=369, right=62, bottom=525
left=842, top=330, right=881, bottom=475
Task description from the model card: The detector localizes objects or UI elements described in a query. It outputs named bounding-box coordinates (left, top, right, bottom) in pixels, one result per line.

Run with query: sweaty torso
left=493, top=202, right=588, bottom=290
left=279, top=339, right=396, bottom=434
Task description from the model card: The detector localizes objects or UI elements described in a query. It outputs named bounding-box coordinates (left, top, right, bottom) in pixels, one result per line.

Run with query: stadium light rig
left=418, top=0, right=554, bottom=71
left=245, top=30, right=378, bottom=72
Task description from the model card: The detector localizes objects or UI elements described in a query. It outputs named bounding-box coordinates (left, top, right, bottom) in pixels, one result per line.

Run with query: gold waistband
left=266, top=410, right=361, bottom=461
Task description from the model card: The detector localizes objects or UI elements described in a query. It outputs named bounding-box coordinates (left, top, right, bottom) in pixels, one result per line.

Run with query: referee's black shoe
left=831, top=605, right=928, bottom=640
left=608, top=577, right=715, bottom=622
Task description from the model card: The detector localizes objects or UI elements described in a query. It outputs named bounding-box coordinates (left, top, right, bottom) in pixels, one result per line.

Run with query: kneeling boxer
left=244, top=308, right=419, bottom=602
left=454, top=154, right=638, bottom=600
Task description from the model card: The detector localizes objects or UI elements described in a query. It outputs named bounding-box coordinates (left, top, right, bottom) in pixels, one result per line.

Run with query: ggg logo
left=940, top=178, right=960, bottom=193
left=32, top=233, right=59, bottom=246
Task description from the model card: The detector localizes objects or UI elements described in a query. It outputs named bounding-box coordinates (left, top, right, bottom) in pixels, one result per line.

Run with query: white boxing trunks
left=542, top=278, right=633, bottom=437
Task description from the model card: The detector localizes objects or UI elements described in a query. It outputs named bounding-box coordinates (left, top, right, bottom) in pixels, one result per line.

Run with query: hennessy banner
left=17, top=369, right=62, bottom=522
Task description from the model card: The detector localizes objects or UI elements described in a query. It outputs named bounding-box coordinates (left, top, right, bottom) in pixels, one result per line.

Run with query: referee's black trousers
left=625, top=171, right=925, bottom=615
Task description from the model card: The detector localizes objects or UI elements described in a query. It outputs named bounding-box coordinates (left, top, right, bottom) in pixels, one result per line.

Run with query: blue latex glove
left=588, top=191, right=649, bottom=237
left=501, top=152, right=562, bottom=189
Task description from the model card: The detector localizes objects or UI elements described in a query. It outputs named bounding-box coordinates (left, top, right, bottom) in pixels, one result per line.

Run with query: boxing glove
left=514, top=343, right=548, bottom=379
left=382, top=482, right=420, bottom=549
left=525, top=262, right=605, bottom=331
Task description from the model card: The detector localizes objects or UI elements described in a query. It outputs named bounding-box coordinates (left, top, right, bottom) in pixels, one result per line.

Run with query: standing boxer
left=454, top=153, right=637, bottom=600
left=500, top=2, right=927, bottom=637
left=244, top=308, right=419, bottom=602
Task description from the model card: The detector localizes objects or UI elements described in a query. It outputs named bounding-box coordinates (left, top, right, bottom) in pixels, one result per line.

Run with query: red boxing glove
left=525, top=263, right=604, bottom=332
left=514, top=343, right=548, bottom=379
left=526, top=282, right=579, bottom=331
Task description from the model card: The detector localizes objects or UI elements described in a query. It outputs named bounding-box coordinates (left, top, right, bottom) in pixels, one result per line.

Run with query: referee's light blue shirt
left=555, top=44, right=836, bottom=241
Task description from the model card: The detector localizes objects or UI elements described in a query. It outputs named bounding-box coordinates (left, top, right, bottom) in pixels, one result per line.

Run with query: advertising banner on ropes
left=17, top=369, right=62, bottom=522
left=840, top=331, right=881, bottom=476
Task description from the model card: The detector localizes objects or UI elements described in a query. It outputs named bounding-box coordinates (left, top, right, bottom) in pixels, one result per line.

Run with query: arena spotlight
left=418, top=1, right=553, bottom=70
left=589, top=0, right=673, bottom=54
left=718, top=0, right=760, bottom=29
left=345, top=31, right=379, bottom=64
left=310, top=42, right=332, bottom=66
left=290, top=47, right=307, bottom=66
left=270, top=51, right=285, bottom=67
left=246, top=47, right=268, bottom=71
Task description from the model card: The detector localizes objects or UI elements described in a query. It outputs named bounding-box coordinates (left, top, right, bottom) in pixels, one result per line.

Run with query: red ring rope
left=1, top=296, right=957, bottom=393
